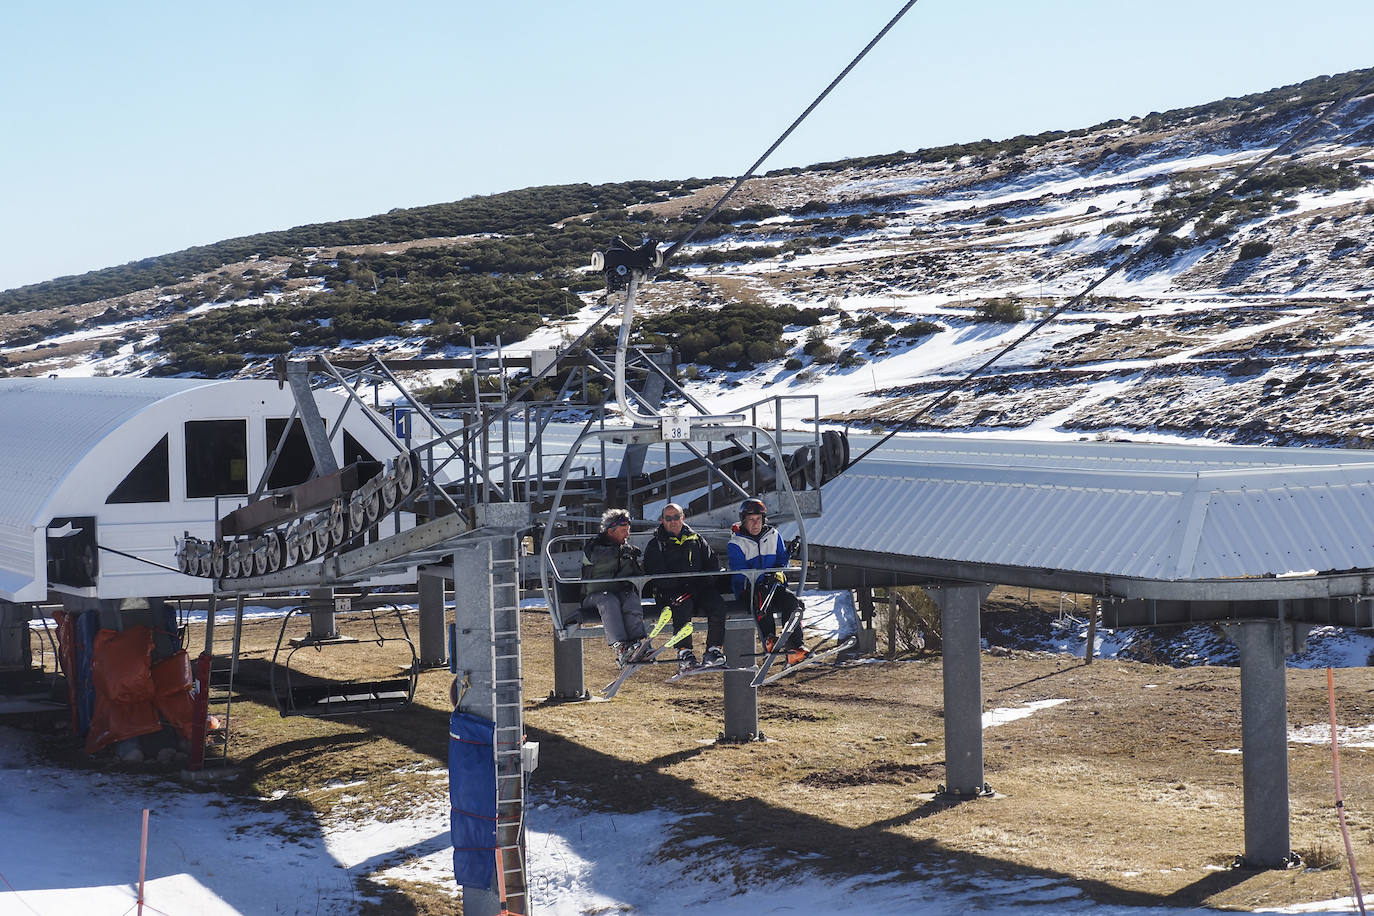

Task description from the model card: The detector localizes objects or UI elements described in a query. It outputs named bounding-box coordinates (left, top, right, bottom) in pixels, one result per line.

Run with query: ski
left=602, top=622, right=693, bottom=699
left=758, top=635, right=858, bottom=686
left=667, top=662, right=750, bottom=682
left=646, top=605, right=674, bottom=641
left=748, top=606, right=804, bottom=688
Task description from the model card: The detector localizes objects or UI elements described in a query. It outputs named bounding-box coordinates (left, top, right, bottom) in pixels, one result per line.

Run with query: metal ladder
left=199, top=597, right=246, bottom=765
left=491, top=539, right=528, bottom=913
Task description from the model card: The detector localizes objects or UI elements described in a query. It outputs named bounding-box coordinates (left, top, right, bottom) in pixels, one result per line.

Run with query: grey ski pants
left=583, top=589, right=646, bottom=645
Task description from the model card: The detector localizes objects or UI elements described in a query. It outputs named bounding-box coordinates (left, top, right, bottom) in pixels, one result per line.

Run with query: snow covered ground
left=1, top=720, right=1369, bottom=916
left=5, top=595, right=1374, bottom=914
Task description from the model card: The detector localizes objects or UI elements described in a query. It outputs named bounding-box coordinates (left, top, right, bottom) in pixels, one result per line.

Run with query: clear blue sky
left=2, top=1, right=1370, bottom=293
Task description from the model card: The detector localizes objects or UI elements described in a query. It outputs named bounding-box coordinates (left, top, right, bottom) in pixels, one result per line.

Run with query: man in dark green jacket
left=581, top=508, right=648, bottom=666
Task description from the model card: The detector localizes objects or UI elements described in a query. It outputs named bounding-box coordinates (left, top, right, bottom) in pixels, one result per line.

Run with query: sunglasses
left=661, top=514, right=683, bottom=521
left=609, top=518, right=630, bottom=528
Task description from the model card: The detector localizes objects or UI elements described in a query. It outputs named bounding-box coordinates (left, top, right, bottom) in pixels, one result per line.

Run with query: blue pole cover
left=449, top=708, right=497, bottom=890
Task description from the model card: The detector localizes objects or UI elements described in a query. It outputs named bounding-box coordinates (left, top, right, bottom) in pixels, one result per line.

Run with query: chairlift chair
left=538, top=249, right=812, bottom=640
left=269, top=603, right=419, bottom=717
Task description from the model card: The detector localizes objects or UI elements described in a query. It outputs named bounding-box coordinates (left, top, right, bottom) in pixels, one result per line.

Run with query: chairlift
left=538, top=245, right=811, bottom=638
left=269, top=603, right=419, bottom=717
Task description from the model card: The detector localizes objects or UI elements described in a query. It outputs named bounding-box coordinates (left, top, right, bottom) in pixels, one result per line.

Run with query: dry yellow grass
left=23, top=591, right=1374, bottom=913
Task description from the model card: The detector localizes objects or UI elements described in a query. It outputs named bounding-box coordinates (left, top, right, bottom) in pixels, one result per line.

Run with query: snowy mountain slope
left=3, top=71, right=1373, bottom=448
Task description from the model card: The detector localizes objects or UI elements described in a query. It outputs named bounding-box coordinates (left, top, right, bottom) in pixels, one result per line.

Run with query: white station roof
left=0, top=377, right=216, bottom=532
left=806, top=435, right=1374, bottom=590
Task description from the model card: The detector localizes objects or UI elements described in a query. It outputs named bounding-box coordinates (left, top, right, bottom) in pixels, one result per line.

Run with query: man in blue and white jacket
left=727, top=498, right=808, bottom=665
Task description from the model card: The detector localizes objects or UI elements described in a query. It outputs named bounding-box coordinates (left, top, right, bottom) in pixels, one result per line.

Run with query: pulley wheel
left=252, top=536, right=273, bottom=575
left=381, top=475, right=399, bottom=510
left=395, top=453, right=416, bottom=496
left=177, top=541, right=195, bottom=575
left=348, top=497, right=367, bottom=535
left=328, top=510, right=346, bottom=547
left=295, top=528, right=316, bottom=563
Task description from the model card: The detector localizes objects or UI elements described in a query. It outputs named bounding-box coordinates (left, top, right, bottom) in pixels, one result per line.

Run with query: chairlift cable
left=96, top=542, right=183, bottom=574
left=842, top=69, right=1374, bottom=473
left=660, top=1, right=920, bottom=264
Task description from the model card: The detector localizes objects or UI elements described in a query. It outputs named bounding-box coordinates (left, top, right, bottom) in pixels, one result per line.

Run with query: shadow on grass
left=229, top=656, right=1256, bottom=910
left=528, top=718, right=1254, bottom=909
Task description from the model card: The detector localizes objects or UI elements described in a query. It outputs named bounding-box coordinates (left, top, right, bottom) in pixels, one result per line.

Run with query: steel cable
left=661, top=1, right=919, bottom=264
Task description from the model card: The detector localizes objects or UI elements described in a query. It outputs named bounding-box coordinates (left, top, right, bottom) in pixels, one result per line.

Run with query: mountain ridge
left=3, top=66, right=1373, bottom=449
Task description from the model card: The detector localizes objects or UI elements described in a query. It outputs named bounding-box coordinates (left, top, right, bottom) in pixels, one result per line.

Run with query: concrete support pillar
left=307, top=588, right=336, bottom=640
left=551, top=636, right=587, bottom=699
left=1223, top=617, right=1307, bottom=869
left=722, top=617, right=759, bottom=742
left=417, top=567, right=447, bottom=668
left=930, top=584, right=989, bottom=797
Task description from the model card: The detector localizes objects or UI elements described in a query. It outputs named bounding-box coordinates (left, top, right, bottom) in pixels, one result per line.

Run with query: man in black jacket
left=643, top=503, right=727, bottom=672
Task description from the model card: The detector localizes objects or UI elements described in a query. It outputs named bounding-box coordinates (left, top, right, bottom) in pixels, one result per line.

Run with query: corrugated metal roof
left=807, top=437, right=1374, bottom=582
left=0, top=377, right=216, bottom=531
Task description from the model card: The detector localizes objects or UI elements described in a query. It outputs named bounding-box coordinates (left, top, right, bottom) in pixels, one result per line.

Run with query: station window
left=106, top=435, right=170, bottom=504
left=185, top=419, right=248, bottom=498
left=265, top=418, right=318, bottom=490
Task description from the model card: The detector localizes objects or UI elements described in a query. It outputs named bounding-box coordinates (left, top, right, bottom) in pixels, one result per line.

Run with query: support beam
left=451, top=542, right=498, bottom=915
left=284, top=360, right=339, bottom=476
left=551, top=636, right=586, bottom=700
left=1222, top=617, right=1308, bottom=869
left=929, top=584, right=991, bottom=797
left=417, top=567, right=447, bottom=667
left=450, top=530, right=528, bottom=915
left=722, top=617, right=759, bottom=742
left=306, top=588, right=336, bottom=640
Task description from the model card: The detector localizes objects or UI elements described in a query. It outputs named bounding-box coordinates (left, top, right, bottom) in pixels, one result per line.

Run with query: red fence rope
left=1327, top=666, right=1367, bottom=916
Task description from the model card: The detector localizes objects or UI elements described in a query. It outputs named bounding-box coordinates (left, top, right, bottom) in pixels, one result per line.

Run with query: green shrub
left=1238, top=240, right=1273, bottom=260
left=684, top=245, right=782, bottom=266
left=1105, top=220, right=1146, bottom=237
left=863, top=322, right=895, bottom=342
left=801, top=328, right=830, bottom=355
left=1151, top=234, right=1186, bottom=258
left=897, top=320, right=941, bottom=339
left=973, top=298, right=1025, bottom=323
left=784, top=357, right=803, bottom=370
